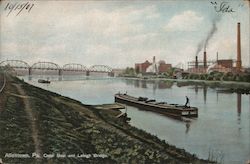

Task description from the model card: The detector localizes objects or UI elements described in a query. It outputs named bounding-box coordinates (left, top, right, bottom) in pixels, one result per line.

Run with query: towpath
left=13, top=83, right=42, bottom=159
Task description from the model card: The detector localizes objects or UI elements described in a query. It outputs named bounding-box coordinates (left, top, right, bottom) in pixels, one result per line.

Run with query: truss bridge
left=0, top=60, right=114, bottom=77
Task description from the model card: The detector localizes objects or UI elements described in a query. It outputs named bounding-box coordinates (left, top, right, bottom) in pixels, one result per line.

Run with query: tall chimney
left=195, top=56, right=198, bottom=68
left=236, top=22, right=242, bottom=72
left=203, top=51, right=207, bottom=68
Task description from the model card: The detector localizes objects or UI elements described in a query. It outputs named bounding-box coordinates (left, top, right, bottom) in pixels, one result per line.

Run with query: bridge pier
left=59, top=69, right=62, bottom=76
left=86, top=71, right=90, bottom=76
left=28, top=67, right=32, bottom=76
left=108, top=72, right=115, bottom=77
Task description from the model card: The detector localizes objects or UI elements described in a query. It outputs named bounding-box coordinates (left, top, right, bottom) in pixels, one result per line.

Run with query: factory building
left=158, top=60, right=172, bottom=73
left=135, top=60, right=151, bottom=73
left=135, top=56, right=172, bottom=74
left=187, top=22, right=243, bottom=74
left=217, top=59, right=233, bottom=68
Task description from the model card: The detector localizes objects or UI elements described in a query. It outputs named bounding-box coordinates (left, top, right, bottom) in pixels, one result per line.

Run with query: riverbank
left=0, top=74, right=214, bottom=163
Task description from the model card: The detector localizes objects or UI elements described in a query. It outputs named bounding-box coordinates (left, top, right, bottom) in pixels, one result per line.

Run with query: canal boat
left=114, top=93, right=198, bottom=118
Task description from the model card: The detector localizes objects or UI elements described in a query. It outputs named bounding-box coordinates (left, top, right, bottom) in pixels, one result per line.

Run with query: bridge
left=0, top=60, right=114, bottom=77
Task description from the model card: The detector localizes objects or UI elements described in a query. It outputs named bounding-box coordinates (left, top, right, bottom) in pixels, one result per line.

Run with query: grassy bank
left=0, top=75, right=214, bottom=163
left=0, top=75, right=35, bottom=164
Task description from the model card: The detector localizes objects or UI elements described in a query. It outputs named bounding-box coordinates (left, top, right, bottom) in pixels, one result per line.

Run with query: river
left=21, top=75, right=250, bottom=164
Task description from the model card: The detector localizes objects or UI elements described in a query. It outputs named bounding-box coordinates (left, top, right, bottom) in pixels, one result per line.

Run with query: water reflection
left=141, top=80, right=147, bottom=88
left=237, top=93, right=242, bottom=129
left=185, top=121, right=191, bottom=134
left=237, top=93, right=241, bottom=116
left=189, top=84, right=208, bottom=104
left=158, top=81, right=173, bottom=89
left=124, top=79, right=174, bottom=90
left=195, top=84, right=198, bottom=94
left=216, top=92, right=219, bottom=103
left=133, top=80, right=139, bottom=88
left=203, top=85, right=207, bottom=104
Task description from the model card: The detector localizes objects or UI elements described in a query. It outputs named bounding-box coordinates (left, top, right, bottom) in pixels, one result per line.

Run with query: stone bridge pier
left=108, top=72, right=115, bottom=77
left=59, top=69, right=62, bottom=76
left=28, top=68, right=32, bottom=76
left=86, top=71, right=90, bottom=76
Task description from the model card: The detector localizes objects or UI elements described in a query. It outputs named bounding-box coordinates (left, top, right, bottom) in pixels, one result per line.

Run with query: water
left=21, top=75, right=250, bottom=163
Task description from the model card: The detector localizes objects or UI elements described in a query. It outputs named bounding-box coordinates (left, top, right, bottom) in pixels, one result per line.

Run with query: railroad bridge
left=0, top=60, right=114, bottom=77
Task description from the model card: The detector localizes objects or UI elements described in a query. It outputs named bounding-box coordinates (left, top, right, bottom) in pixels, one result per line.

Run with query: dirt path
left=0, top=73, right=7, bottom=112
left=13, top=84, right=42, bottom=158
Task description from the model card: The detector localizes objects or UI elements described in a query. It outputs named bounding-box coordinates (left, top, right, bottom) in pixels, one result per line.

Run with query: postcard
left=0, top=0, right=249, bottom=163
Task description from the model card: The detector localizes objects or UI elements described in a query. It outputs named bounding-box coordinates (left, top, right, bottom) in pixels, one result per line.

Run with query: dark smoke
left=195, top=41, right=204, bottom=57
left=204, top=16, right=221, bottom=49
left=195, top=15, right=221, bottom=56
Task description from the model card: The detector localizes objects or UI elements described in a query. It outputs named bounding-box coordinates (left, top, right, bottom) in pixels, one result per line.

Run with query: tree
left=135, top=66, right=139, bottom=74
left=124, top=67, right=135, bottom=76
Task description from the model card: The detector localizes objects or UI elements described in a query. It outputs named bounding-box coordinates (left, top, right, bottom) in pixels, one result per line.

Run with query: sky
left=0, top=0, right=249, bottom=69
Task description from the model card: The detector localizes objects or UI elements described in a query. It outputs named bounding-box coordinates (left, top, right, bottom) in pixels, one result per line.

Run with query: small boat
left=38, top=79, right=51, bottom=84
left=116, top=112, right=131, bottom=122
left=115, top=93, right=198, bottom=118
left=116, top=105, right=131, bottom=123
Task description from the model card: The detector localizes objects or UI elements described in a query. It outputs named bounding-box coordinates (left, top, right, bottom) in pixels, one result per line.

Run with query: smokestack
left=195, top=56, right=198, bottom=68
left=153, top=56, right=156, bottom=63
left=203, top=50, right=207, bottom=68
left=236, top=22, right=242, bottom=72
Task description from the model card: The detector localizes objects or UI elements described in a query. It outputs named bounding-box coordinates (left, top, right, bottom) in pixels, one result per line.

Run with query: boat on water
left=116, top=112, right=131, bottom=122
left=38, top=79, right=51, bottom=84
left=114, top=93, right=198, bottom=118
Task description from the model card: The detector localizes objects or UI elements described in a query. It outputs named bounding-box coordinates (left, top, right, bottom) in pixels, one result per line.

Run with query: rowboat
left=38, top=79, right=51, bottom=84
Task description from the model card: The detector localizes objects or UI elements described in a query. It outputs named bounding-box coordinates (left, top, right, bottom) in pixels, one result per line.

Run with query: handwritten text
left=4, top=1, right=35, bottom=16
left=211, top=1, right=235, bottom=13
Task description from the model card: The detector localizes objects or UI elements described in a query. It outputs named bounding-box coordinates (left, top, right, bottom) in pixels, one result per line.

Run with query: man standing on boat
left=185, top=96, right=190, bottom=108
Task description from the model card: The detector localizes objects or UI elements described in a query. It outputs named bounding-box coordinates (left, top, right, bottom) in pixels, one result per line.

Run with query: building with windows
left=135, top=56, right=172, bottom=74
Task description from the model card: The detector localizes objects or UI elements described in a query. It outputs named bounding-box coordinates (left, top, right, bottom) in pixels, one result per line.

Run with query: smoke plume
left=195, top=15, right=221, bottom=56
left=195, top=41, right=204, bottom=57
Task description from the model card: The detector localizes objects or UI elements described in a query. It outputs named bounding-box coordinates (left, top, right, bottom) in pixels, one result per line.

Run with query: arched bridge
left=0, top=60, right=114, bottom=76
left=89, top=65, right=112, bottom=73
left=31, top=62, right=60, bottom=71
left=63, top=63, right=88, bottom=72
left=0, top=60, right=30, bottom=69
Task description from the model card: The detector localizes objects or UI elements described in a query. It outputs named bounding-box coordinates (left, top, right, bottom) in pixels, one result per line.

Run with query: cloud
left=85, top=44, right=121, bottom=56
left=1, top=42, right=67, bottom=64
left=40, top=5, right=159, bottom=38
left=164, top=10, right=203, bottom=32
left=0, top=2, right=163, bottom=67
left=120, top=5, right=160, bottom=20
left=0, top=1, right=249, bottom=68
left=119, top=33, right=158, bottom=45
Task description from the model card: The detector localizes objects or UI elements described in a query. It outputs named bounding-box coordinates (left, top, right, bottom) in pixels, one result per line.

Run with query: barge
left=115, top=93, right=198, bottom=118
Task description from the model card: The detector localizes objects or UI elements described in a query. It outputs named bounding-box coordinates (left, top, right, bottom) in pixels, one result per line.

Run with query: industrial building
left=135, top=56, right=172, bottom=74
left=187, top=22, right=243, bottom=74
